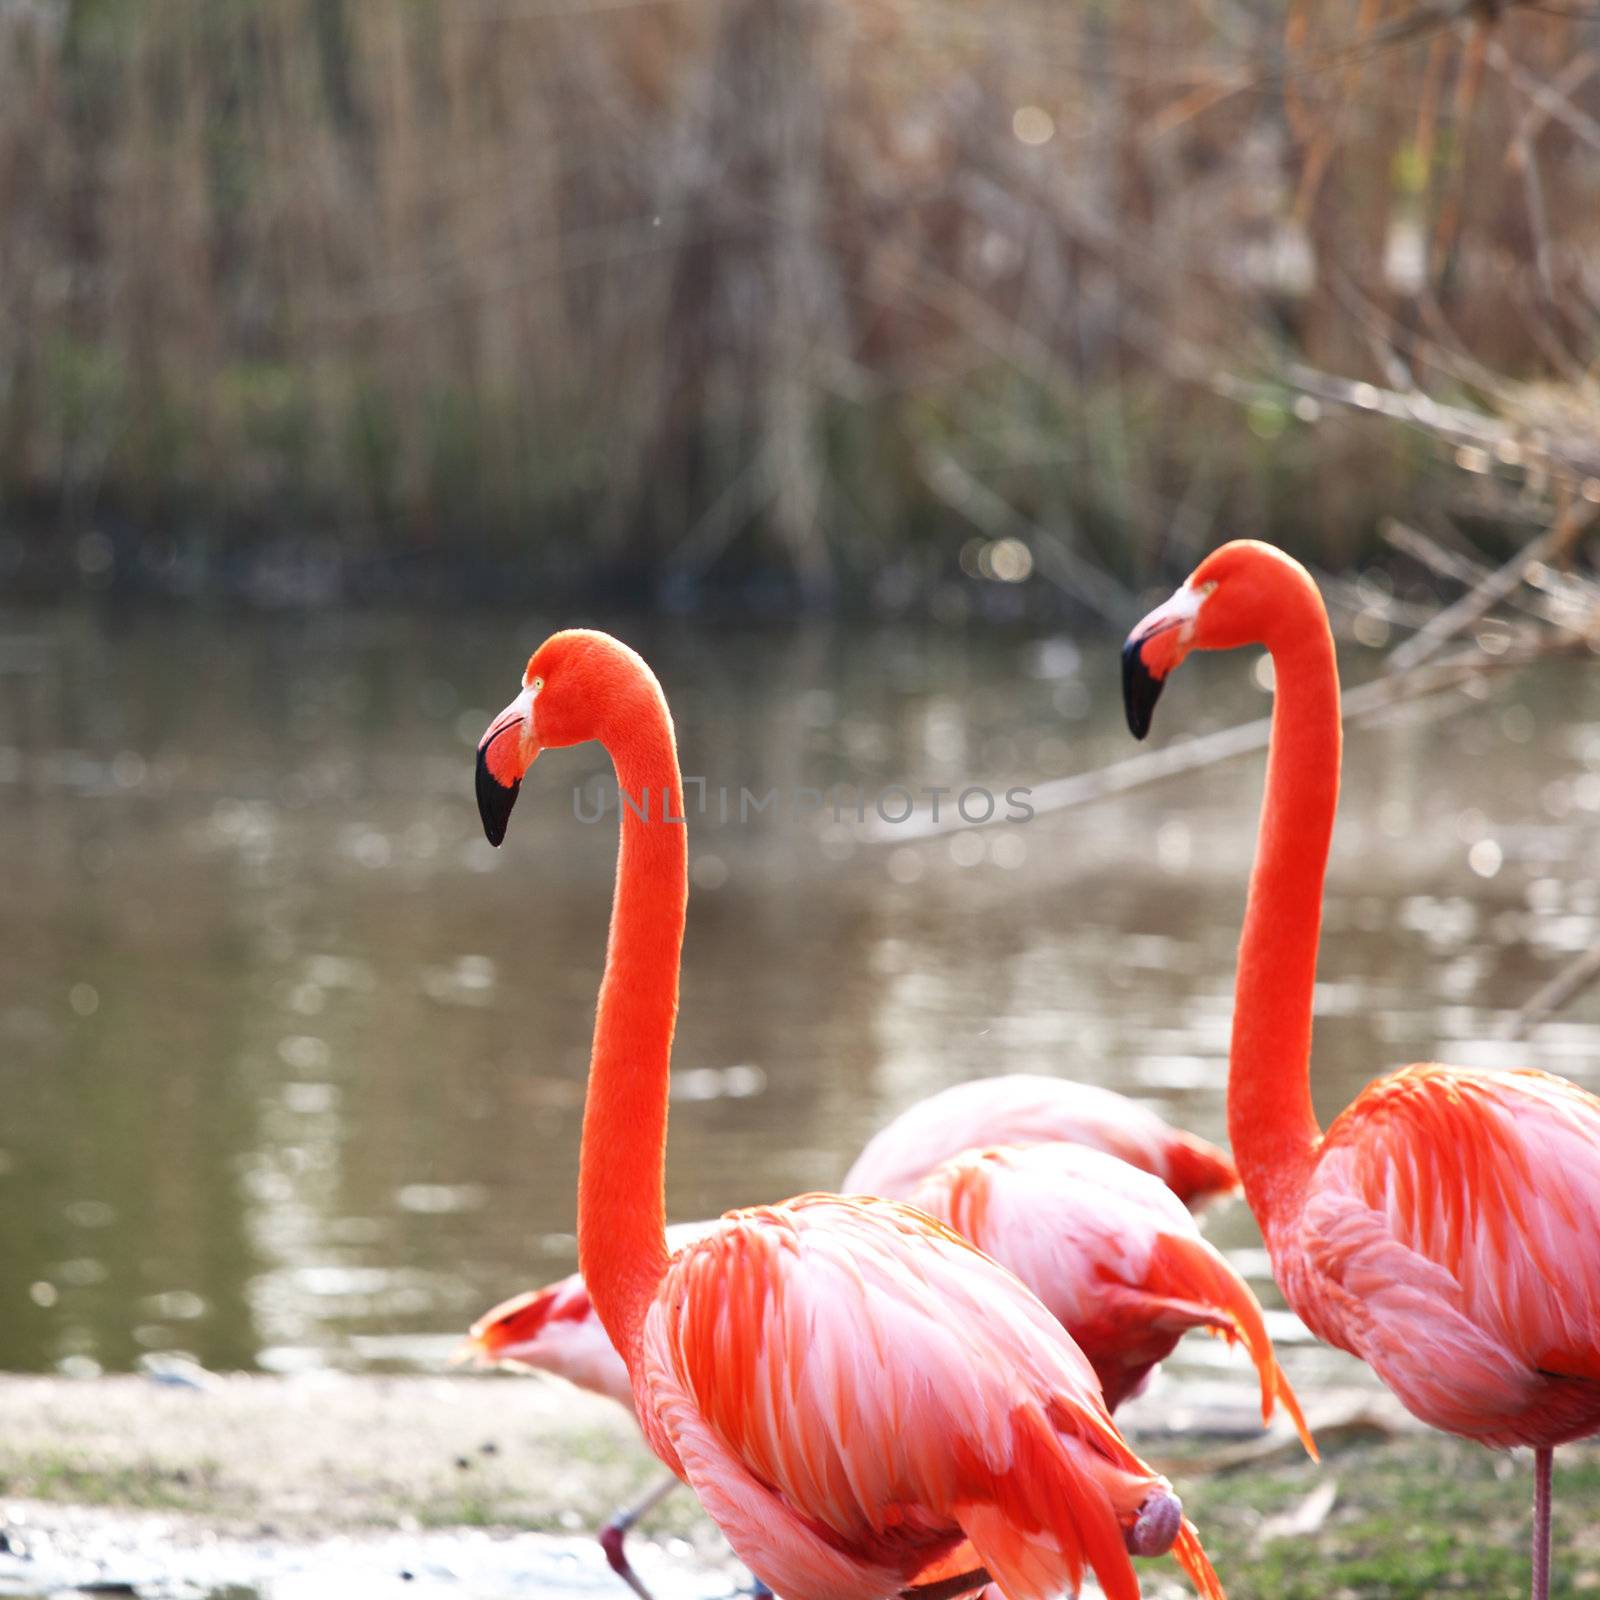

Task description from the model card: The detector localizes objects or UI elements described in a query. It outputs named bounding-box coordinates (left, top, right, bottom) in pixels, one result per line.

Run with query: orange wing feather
left=1136, top=1231, right=1314, bottom=1453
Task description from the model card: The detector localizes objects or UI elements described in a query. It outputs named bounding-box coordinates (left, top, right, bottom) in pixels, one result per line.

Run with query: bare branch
left=1499, top=943, right=1600, bottom=1040
left=1385, top=521, right=1575, bottom=671
left=866, top=641, right=1565, bottom=843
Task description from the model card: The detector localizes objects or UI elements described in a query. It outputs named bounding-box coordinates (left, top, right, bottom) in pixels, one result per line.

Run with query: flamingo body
left=469, top=1142, right=1308, bottom=1454
left=1283, top=1063, right=1600, bottom=1448
left=467, top=1191, right=1232, bottom=1599
left=640, top=1193, right=1221, bottom=1600
left=907, top=1142, right=1312, bottom=1444
left=844, top=1075, right=1237, bottom=1210
left=468, top=1081, right=1237, bottom=1409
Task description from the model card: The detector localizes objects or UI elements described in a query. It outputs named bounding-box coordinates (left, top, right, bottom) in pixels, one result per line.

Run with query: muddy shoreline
left=0, top=1372, right=724, bottom=1598
left=0, top=1372, right=1423, bottom=1598
left=0, top=1371, right=1590, bottom=1598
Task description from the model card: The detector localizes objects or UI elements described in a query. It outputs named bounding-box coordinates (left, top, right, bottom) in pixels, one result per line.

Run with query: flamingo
left=468, top=1075, right=1237, bottom=1387
left=467, top=1270, right=634, bottom=1410
left=1122, top=538, right=1600, bottom=1600
left=465, top=1092, right=1241, bottom=1589
left=906, top=1142, right=1313, bottom=1439
left=844, top=1074, right=1237, bottom=1209
left=474, top=629, right=1226, bottom=1600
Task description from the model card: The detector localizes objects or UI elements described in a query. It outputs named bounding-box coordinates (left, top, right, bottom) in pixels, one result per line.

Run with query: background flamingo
left=906, top=1142, right=1313, bottom=1441
left=474, top=628, right=1225, bottom=1600
left=465, top=1089, right=1241, bottom=1587
left=461, top=1222, right=718, bottom=1596
left=843, top=1075, right=1236, bottom=1209
left=1123, top=539, right=1600, bottom=1600
left=468, top=1065, right=1237, bottom=1385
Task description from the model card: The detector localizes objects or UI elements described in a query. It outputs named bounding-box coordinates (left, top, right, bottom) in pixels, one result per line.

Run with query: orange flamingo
left=466, top=1082, right=1235, bottom=1592
left=907, top=1142, right=1313, bottom=1439
left=1122, top=539, right=1600, bottom=1600
left=474, top=630, right=1225, bottom=1600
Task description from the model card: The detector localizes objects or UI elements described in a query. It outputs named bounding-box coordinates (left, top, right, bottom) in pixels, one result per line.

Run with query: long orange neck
left=1226, top=585, right=1341, bottom=1240
left=577, top=708, right=686, bottom=1377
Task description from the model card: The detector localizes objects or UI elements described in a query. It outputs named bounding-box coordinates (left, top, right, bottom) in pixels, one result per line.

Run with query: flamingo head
left=476, top=629, right=664, bottom=846
left=454, top=1281, right=587, bottom=1368
left=1122, top=539, right=1311, bottom=738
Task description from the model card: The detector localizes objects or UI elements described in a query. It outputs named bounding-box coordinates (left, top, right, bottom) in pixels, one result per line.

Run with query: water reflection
left=0, top=606, right=1596, bottom=1382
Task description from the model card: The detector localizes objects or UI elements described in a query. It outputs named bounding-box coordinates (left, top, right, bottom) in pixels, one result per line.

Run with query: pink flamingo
left=906, top=1142, right=1313, bottom=1438
left=844, top=1074, right=1237, bottom=1209
left=1122, top=538, right=1600, bottom=1600
left=474, top=629, right=1225, bottom=1600
left=465, top=1080, right=1235, bottom=1586
left=471, top=1074, right=1236, bottom=1389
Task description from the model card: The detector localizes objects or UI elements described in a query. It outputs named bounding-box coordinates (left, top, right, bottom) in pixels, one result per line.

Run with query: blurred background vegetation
left=2, top=0, right=1598, bottom=609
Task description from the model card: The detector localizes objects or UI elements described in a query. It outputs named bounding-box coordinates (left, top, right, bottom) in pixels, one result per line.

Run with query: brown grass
left=2, top=1, right=1597, bottom=598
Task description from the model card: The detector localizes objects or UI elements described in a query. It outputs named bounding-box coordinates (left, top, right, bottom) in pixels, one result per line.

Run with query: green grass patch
left=1166, top=1436, right=1600, bottom=1598
left=0, top=1452, right=223, bottom=1512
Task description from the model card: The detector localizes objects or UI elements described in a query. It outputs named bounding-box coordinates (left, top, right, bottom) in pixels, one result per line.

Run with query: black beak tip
left=475, top=748, right=520, bottom=847
left=1121, top=637, right=1165, bottom=741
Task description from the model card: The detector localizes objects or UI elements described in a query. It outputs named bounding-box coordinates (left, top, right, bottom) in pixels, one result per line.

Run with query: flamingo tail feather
left=1171, top=1517, right=1227, bottom=1600
left=1144, top=1233, right=1318, bottom=1460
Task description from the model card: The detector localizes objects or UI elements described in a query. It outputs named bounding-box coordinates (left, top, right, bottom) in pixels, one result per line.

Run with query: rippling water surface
left=1, top=605, right=1597, bottom=1393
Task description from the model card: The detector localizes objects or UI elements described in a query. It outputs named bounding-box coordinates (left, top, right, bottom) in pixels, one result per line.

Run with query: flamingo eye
left=529, top=676, right=544, bottom=693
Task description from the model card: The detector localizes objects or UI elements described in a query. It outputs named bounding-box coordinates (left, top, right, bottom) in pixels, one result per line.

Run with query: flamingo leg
left=1531, top=1446, right=1553, bottom=1600
left=598, top=1472, right=679, bottom=1600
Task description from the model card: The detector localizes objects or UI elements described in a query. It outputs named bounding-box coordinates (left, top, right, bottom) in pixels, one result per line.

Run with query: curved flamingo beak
left=448, top=1333, right=487, bottom=1368
left=476, top=687, right=538, bottom=847
left=1121, top=582, right=1209, bottom=740
left=457, top=1286, right=566, bottom=1368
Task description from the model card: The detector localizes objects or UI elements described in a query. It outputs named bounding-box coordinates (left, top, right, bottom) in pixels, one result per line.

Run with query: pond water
left=1, top=603, right=1597, bottom=1392
left=0, top=1504, right=724, bottom=1600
